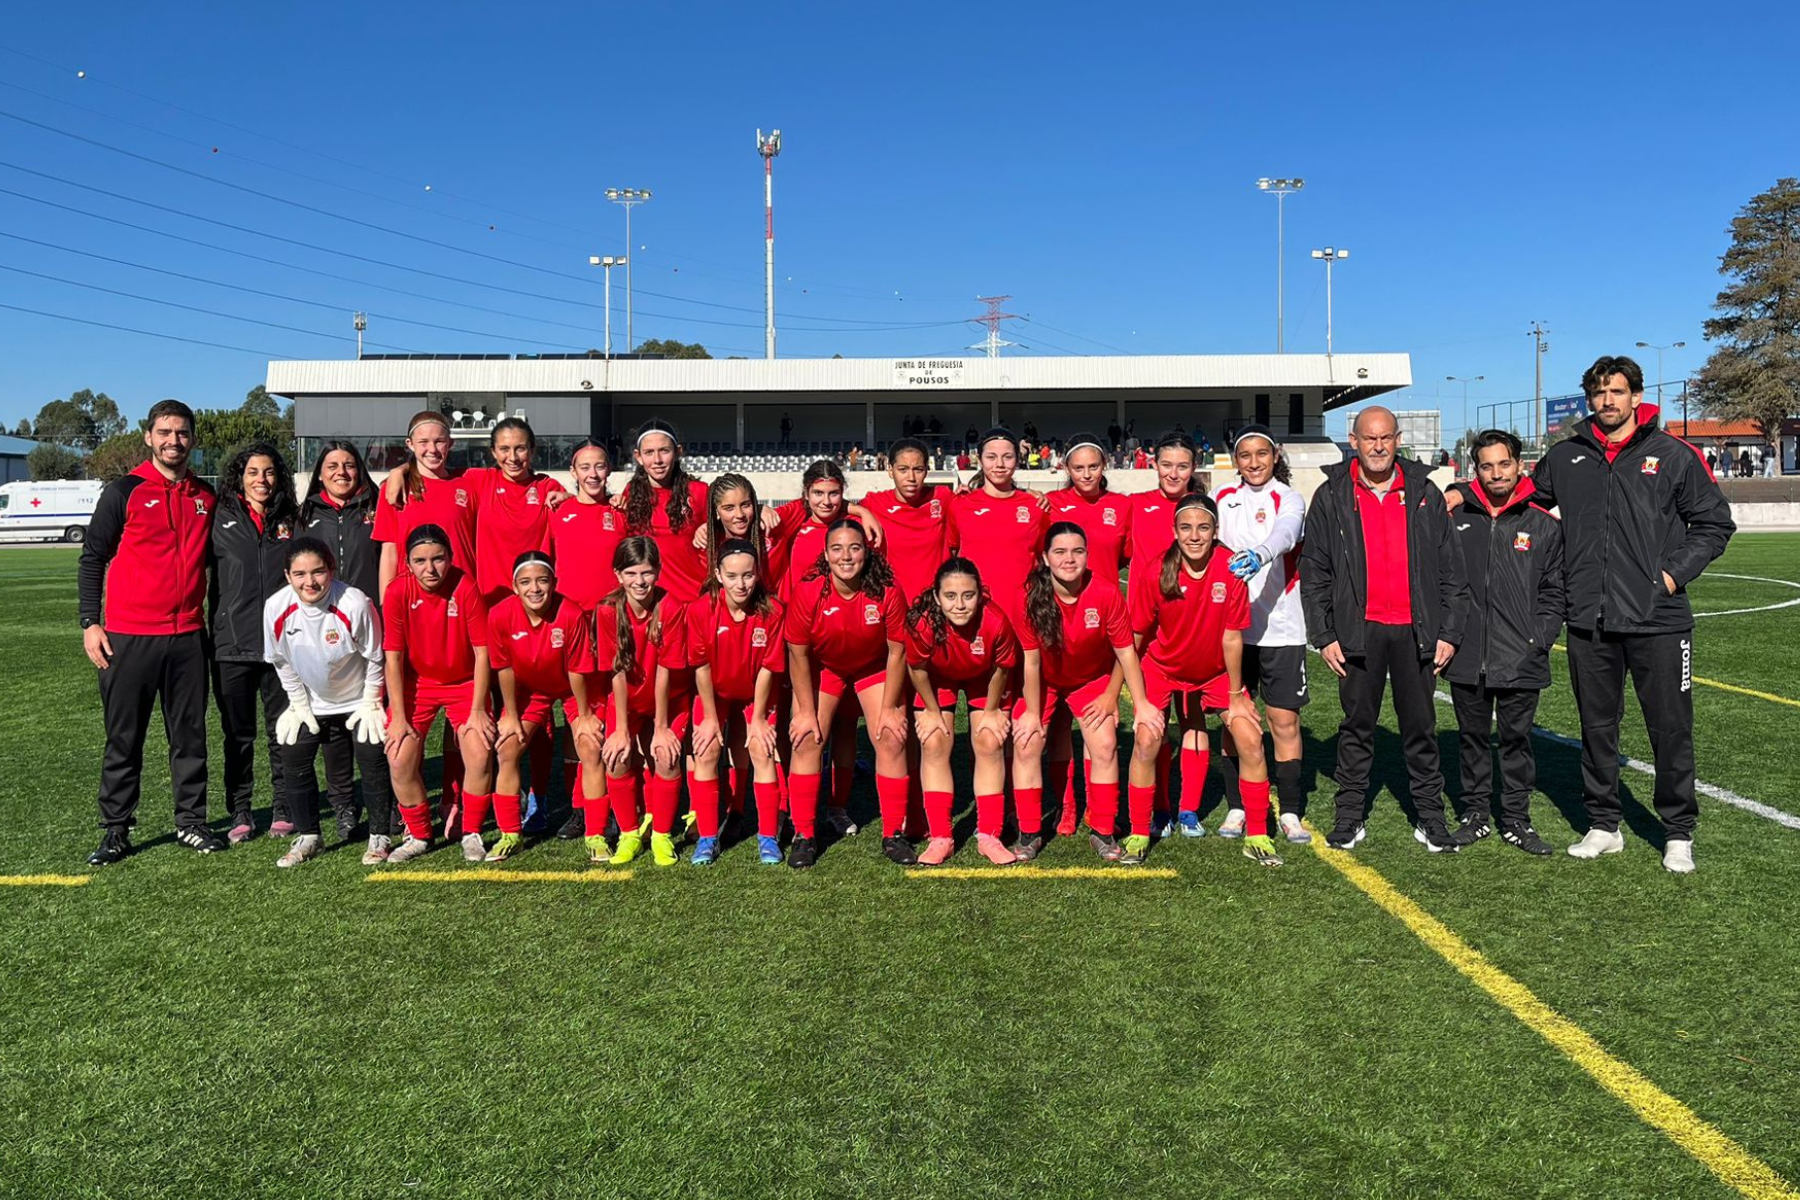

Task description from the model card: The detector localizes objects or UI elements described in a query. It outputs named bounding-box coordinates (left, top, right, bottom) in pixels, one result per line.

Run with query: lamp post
left=1634, top=339, right=1687, bottom=414
left=605, top=188, right=651, bottom=354
left=1309, top=246, right=1349, bottom=355
left=353, top=311, right=365, bottom=360
left=588, top=256, right=626, bottom=357
left=1447, top=374, right=1485, bottom=441
left=1256, top=177, right=1304, bottom=353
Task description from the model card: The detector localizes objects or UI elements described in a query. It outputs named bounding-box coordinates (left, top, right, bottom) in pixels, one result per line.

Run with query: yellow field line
left=365, top=870, right=633, bottom=884
left=0, top=874, right=91, bottom=887
left=1306, top=831, right=1798, bottom=1199
left=1548, top=643, right=1800, bottom=710
left=906, top=866, right=1179, bottom=880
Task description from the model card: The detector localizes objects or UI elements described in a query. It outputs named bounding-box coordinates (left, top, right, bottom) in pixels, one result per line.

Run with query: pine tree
left=1694, top=177, right=1800, bottom=441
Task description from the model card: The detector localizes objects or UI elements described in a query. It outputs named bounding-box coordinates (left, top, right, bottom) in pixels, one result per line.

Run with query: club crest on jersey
left=324, top=628, right=341, bottom=646
left=971, top=636, right=987, bottom=657
left=1084, top=608, right=1100, bottom=629
left=863, top=603, right=880, bottom=625
left=551, top=626, right=565, bottom=648
left=1015, top=506, right=1031, bottom=523
left=1211, top=582, right=1227, bottom=602
left=1102, top=507, right=1118, bottom=526
left=455, top=488, right=470, bottom=507
left=527, top=489, right=540, bottom=506
left=447, top=598, right=459, bottom=618
left=603, top=512, right=617, bottom=531
left=1255, top=509, right=1268, bottom=525
left=752, top=628, right=768, bottom=649
left=275, top=523, right=292, bottom=541
left=930, top=498, right=943, bottom=519
left=1513, top=531, right=1532, bottom=552
left=1640, top=456, right=1661, bottom=475
left=192, top=497, right=207, bottom=515
left=363, top=510, right=376, bottom=525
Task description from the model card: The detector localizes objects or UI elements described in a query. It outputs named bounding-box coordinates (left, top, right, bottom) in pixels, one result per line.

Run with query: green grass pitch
left=1, top=537, right=1796, bottom=1198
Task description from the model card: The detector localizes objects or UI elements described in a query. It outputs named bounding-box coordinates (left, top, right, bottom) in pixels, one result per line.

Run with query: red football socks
left=492, top=793, right=522, bottom=835
left=875, top=773, right=908, bottom=836
left=565, top=762, right=581, bottom=809
left=924, top=790, right=954, bottom=840
left=1086, top=781, right=1120, bottom=837
left=1014, top=787, right=1043, bottom=836
left=462, top=792, right=492, bottom=835
left=646, top=774, right=680, bottom=835
left=754, top=780, right=782, bottom=838
left=399, top=803, right=434, bottom=841
left=1241, top=778, right=1272, bottom=838
left=691, top=775, right=722, bottom=839
left=1179, top=745, right=1210, bottom=815
left=789, top=771, right=821, bottom=839
left=975, top=792, right=1004, bottom=837
left=1128, top=783, right=1155, bottom=836
left=607, top=772, right=641, bottom=831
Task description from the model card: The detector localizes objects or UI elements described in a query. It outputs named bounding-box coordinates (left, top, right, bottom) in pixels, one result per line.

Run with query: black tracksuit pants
left=96, top=631, right=210, bottom=832
left=1332, top=621, right=1446, bottom=825
left=1565, top=626, right=1698, bottom=838
left=211, top=659, right=289, bottom=823
left=279, top=714, right=394, bottom=838
left=1449, top=682, right=1539, bottom=824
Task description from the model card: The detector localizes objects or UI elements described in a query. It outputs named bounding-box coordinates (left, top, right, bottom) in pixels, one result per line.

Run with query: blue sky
left=1, top=0, right=1795, bottom=437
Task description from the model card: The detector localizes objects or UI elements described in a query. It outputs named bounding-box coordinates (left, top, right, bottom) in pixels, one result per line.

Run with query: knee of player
left=1132, top=726, right=1162, bottom=760
left=972, top=727, right=1004, bottom=759
left=1086, top=725, right=1118, bottom=760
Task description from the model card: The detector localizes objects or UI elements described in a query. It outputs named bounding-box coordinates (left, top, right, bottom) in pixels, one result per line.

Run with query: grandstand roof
left=268, top=352, right=1411, bottom=405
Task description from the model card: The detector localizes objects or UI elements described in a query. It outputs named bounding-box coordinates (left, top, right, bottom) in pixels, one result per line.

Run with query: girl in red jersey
left=1014, top=522, right=1163, bottom=863
left=906, top=557, right=1021, bottom=867
left=685, top=538, right=786, bottom=866
left=544, top=439, right=627, bottom=611
left=617, top=419, right=712, bottom=603
left=595, top=536, right=692, bottom=868
left=381, top=524, right=497, bottom=864
left=1127, top=494, right=1281, bottom=868
left=701, top=473, right=772, bottom=581
left=862, top=438, right=960, bottom=604
left=486, top=551, right=607, bottom=862
left=373, top=412, right=480, bottom=597
left=786, top=518, right=910, bottom=870
left=950, top=428, right=1050, bottom=637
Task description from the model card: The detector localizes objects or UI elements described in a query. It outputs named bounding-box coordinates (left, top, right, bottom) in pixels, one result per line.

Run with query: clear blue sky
left=1, top=0, right=1795, bottom=438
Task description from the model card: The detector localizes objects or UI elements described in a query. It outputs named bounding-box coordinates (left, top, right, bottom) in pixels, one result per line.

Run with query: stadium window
left=1254, top=394, right=1271, bottom=427
left=1288, top=394, right=1305, bottom=435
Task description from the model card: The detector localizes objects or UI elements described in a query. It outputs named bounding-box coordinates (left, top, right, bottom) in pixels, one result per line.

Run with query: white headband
left=1066, top=440, right=1106, bottom=458
left=636, top=427, right=676, bottom=448
left=513, top=555, right=555, bottom=581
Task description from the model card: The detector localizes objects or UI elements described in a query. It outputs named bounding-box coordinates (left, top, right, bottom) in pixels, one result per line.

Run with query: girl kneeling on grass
left=1127, top=494, right=1281, bottom=868
left=1014, top=522, right=1163, bottom=863
left=685, top=539, right=787, bottom=866
left=786, top=519, right=910, bottom=871
left=486, top=551, right=607, bottom=863
left=382, top=525, right=497, bottom=864
left=263, top=537, right=393, bottom=868
left=906, top=557, right=1021, bottom=867
left=595, top=537, right=692, bottom=868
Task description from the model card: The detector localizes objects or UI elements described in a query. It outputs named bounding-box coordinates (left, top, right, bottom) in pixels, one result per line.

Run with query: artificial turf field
left=1, top=537, right=1797, bottom=1200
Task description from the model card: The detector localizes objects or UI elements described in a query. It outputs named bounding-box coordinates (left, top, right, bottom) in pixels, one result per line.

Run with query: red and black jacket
left=78, top=461, right=216, bottom=636
left=1443, top=478, right=1565, bottom=690
left=298, top=485, right=380, bottom=605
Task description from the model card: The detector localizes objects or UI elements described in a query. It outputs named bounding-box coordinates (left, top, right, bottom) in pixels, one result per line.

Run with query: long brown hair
left=599, top=536, right=665, bottom=680
left=705, top=473, right=766, bottom=579
left=1025, top=521, right=1087, bottom=652
left=705, top=537, right=775, bottom=617
left=1160, top=494, right=1218, bottom=600
left=623, top=418, right=698, bottom=535
left=568, top=437, right=611, bottom=502
left=802, top=517, right=895, bottom=599
left=906, top=556, right=982, bottom=655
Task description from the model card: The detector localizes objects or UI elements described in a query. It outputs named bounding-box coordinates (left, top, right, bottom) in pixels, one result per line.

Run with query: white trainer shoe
left=1567, top=828, right=1625, bottom=859
left=386, top=835, right=432, bottom=864
left=1217, top=808, right=1247, bottom=839
left=1663, top=839, right=1695, bottom=874
left=1278, top=812, right=1312, bottom=844
left=275, top=834, right=322, bottom=869
left=461, top=832, right=488, bottom=862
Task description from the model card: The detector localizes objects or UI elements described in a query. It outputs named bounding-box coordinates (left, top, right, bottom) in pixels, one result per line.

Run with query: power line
left=1020, top=316, right=1134, bottom=355
left=0, top=298, right=295, bottom=358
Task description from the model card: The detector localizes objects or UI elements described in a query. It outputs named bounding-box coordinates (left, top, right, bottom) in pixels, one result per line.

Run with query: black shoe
left=1501, top=820, right=1555, bottom=856
left=1413, top=819, right=1460, bottom=854
left=556, top=809, right=585, bottom=840
left=1451, top=812, right=1492, bottom=847
left=882, top=835, right=918, bottom=865
left=1010, top=832, right=1045, bottom=862
left=788, top=836, right=818, bottom=870
left=87, top=827, right=131, bottom=866
left=1325, top=820, right=1366, bottom=850
left=175, top=825, right=228, bottom=854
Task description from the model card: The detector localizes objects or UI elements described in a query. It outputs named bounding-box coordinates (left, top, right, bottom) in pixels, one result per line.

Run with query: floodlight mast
left=758, top=129, right=782, bottom=359
left=605, top=187, right=652, bottom=353
left=1256, top=177, right=1305, bottom=353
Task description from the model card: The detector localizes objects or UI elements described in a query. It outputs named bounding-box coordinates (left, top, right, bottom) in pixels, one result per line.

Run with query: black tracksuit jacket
left=1443, top=480, right=1566, bottom=690
left=297, top=486, right=381, bottom=604
left=1530, top=406, right=1735, bottom=634
left=1300, top=457, right=1470, bottom=659
left=207, top=493, right=297, bottom=662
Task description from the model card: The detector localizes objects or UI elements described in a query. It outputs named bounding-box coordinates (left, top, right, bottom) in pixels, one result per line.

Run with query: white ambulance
left=0, top=479, right=104, bottom=543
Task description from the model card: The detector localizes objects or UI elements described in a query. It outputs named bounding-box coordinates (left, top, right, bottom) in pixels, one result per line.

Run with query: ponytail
left=600, top=536, right=661, bottom=679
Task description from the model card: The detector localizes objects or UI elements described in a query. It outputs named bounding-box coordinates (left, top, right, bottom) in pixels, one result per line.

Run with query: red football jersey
left=542, top=499, right=628, bottom=610
left=861, top=486, right=959, bottom=602
left=372, top=470, right=481, bottom=576
left=686, top=593, right=787, bottom=702
left=382, top=567, right=487, bottom=685
left=467, top=467, right=565, bottom=602
left=949, top=489, right=1049, bottom=631
left=1017, top=574, right=1133, bottom=692
left=767, top=498, right=833, bottom=601
left=1130, top=550, right=1249, bottom=686
left=906, top=600, right=1019, bottom=691
left=487, top=594, right=595, bottom=701
left=1046, top=487, right=1132, bottom=584
left=786, top=575, right=908, bottom=678
left=593, top=597, right=689, bottom=718
left=629, top=479, right=711, bottom=603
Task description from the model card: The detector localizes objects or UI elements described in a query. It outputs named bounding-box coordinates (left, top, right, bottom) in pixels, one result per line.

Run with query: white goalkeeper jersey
left=263, top=581, right=384, bottom=716
left=1210, top=476, right=1307, bottom=647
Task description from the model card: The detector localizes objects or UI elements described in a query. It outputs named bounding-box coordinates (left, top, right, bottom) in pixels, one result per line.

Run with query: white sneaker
left=1218, top=809, right=1247, bottom=839
left=1663, top=839, right=1695, bottom=874
left=360, top=834, right=391, bottom=865
left=460, top=832, right=488, bottom=862
left=275, top=834, right=322, bottom=869
left=823, top=807, right=860, bottom=837
left=386, top=835, right=432, bottom=864
left=1278, top=812, right=1313, bottom=844
left=1567, top=828, right=1625, bottom=859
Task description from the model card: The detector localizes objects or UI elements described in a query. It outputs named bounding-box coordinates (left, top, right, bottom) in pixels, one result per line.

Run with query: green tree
left=70, top=389, right=125, bottom=440
left=242, top=384, right=279, bottom=418
left=88, top=432, right=149, bottom=483
left=193, top=407, right=293, bottom=477
left=27, top=443, right=85, bottom=481
left=633, top=339, right=712, bottom=360
left=30, top=399, right=97, bottom=448
left=1693, top=177, right=1800, bottom=440
left=10, top=418, right=30, bottom=437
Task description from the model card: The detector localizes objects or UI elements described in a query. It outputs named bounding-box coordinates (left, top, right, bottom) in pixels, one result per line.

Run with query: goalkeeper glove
left=345, top=701, right=386, bottom=745
left=1227, top=548, right=1267, bottom=580
left=275, top=701, right=320, bottom=746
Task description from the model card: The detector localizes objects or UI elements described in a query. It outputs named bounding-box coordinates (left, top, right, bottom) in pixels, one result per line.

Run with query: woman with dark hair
left=861, top=437, right=961, bottom=603
left=617, top=419, right=712, bottom=603
left=1014, top=522, right=1161, bottom=861
left=950, top=428, right=1050, bottom=636
left=786, top=519, right=910, bottom=870
left=544, top=438, right=626, bottom=610
left=299, top=440, right=381, bottom=602
left=701, top=473, right=771, bottom=583
left=905, top=557, right=1020, bottom=866
left=1048, top=433, right=1131, bottom=582
left=766, top=459, right=885, bottom=601
left=210, top=441, right=301, bottom=843
left=1126, top=494, right=1280, bottom=869
left=372, top=411, right=479, bottom=598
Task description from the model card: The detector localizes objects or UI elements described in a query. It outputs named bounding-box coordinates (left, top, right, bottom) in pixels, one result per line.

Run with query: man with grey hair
left=1300, top=407, right=1471, bottom=852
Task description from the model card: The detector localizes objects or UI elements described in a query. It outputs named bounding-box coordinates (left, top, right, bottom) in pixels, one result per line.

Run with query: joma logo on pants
left=1680, top=638, right=1691, bottom=693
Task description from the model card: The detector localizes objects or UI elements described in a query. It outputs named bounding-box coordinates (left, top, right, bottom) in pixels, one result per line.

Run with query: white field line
left=1694, top=573, right=1800, bottom=619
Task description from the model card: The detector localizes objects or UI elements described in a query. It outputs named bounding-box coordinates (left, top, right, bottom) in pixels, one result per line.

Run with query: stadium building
left=267, top=351, right=1412, bottom=494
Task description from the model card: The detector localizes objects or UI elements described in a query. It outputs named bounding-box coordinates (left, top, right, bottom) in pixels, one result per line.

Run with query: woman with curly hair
left=617, top=419, right=712, bottom=603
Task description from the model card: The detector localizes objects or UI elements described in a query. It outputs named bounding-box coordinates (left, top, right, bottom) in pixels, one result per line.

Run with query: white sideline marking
left=1694, top=573, right=1800, bottom=619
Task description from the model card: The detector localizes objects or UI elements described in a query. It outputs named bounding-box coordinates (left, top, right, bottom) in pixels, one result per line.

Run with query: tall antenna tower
left=969, top=295, right=1019, bottom=358
left=757, top=129, right=782, bottom=359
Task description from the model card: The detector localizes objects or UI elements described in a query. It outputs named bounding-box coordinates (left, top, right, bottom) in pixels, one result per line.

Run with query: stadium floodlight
left=1255, top=177, right=1305, bottom=352
left=588, top=255, right=628, bottom=358
left=1310, top=247, right=1350, bottom=355
left=1634, top=340, right=1687, bottom=409
left=605, top=188, right=653, bottom=351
